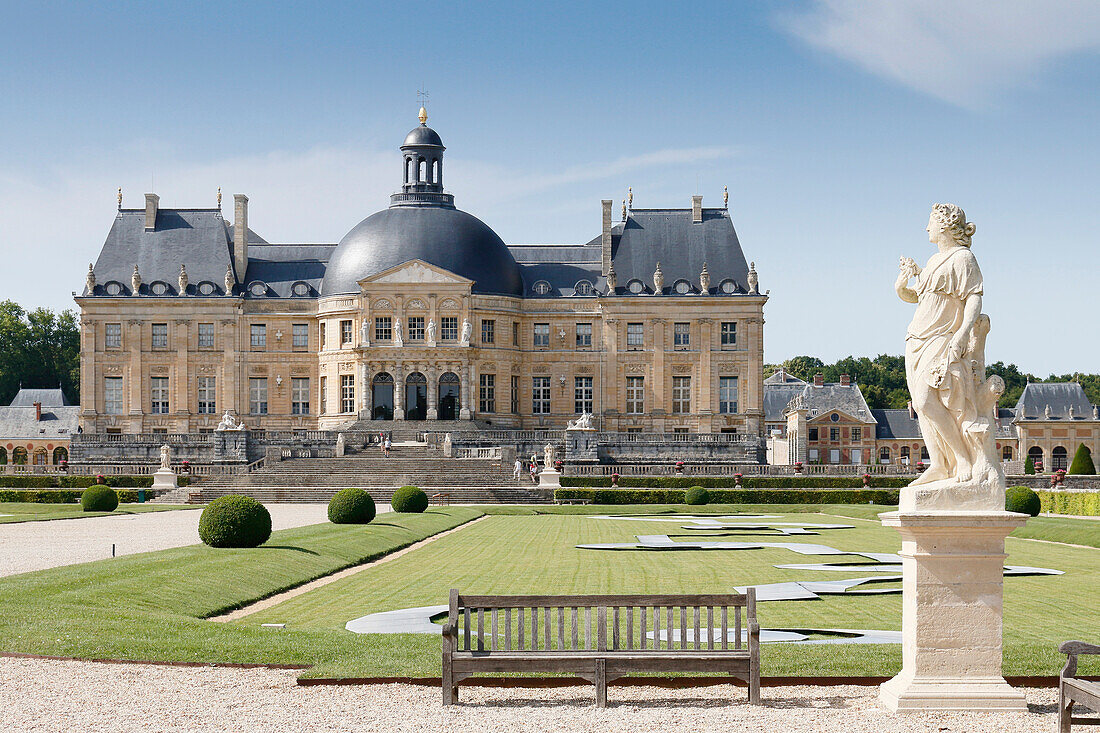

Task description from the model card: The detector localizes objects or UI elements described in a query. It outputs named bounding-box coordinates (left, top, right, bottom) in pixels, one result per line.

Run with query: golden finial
left=723, top=185, right=728, bottom=208
left=418, top=106, right=428, bottom=124
left=117, top=187, right=123, bottom=210
left=628, top=187, right=633, bottom=208
left=217, top=187, right=222, bottom=209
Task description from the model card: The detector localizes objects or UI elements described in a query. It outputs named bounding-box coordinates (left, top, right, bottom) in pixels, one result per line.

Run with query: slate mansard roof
left=873, top=408, right=1019, bottom=441
left=8, top=388, right=71, bottom=407
left=785, top=382, right=876, bottom=424
left=1014, top=382, right=1098, bottom=420
left=1, top=390, right=79, bottom=440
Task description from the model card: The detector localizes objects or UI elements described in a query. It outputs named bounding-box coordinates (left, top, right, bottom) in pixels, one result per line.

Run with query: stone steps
left=186, top=486, right=545, bottom=504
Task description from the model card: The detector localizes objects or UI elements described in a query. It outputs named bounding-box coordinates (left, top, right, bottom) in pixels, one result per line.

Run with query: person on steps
left=512, top=458, right=522, bottom=481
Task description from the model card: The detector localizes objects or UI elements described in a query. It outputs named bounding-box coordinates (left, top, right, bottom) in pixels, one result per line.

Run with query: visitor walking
left=383, top=436, right=392, bottom=458
left=529, top=461, right=539, bottom=484
left=512, top=458, right=522, bottom=481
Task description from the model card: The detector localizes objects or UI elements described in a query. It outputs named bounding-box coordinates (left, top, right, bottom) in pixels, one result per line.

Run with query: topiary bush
left=328, top=488, right=376, bottom=524
left=1068, top=444, right=1096, bottom=475
left=1005, top=485, right=1041, bottom=517
left=684, top=486, right=710, bottom=505
left=391, top=485, right=428, bottom=513
left=80, top=485, right=118, bottom=512
left=1024, top=457, right=1035, bottom=475
left=198, top=495, right=272, bottom=548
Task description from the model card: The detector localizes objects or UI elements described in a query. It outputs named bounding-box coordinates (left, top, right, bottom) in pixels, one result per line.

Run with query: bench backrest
left=446, top=589, right=756, bottom=654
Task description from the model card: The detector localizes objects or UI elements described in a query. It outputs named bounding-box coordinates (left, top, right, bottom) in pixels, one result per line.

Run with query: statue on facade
left=216, top=410, right=240, bottom=431
left=360, top=320, right=370, bottom=347
left=699, top=262, right=710, bottom=294
left=393, top=318, right=403, bottom=347
left=460, top=318, right=472, bottom=346
left=159, top=444, right=171, bottom=469
left=895, top=203, right=1004, bottom=509
left=567, top=412, right=595, bottom=430
left=543, top=442, right=555, bottom=468
left=747, top=262, right=759, bottom=295
left=131, top=265, right=141, bottom=295
left=606, top=262, right=617, bottom=293
left=178, top=264, right=188, bottom=294
left=86, top=264, right=96, bottom=293
left=224, top=265, right=234, bottom=295
left=427, top=318, right=437, bottom=344
left=653, top=262, right=664, bottom=294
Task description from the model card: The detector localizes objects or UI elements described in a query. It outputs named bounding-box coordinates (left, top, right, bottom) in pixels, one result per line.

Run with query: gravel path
left=0, top=504, right=346, bottom=577
left=0, top=658, right=1059, bottom=733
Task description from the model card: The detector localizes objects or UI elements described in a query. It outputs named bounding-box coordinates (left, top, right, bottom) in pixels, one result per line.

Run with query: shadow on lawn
left=259, top=545, right=321, bottom=555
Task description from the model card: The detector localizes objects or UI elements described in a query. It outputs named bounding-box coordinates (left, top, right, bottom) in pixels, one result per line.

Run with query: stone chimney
left=233, top=194, right=249, bottom=281
left=840, top=374, right=850, bottom=387
left=691, top=195, right=703, bottom=223
left=144, top=193, right=159, bottom=230
left=908, top=401, right=917, bottom=420
left=813, top=373, right=824, bottom=388
left=601, top=199, right=613, bottom=275
left=33, top=402, right=41, bottom=421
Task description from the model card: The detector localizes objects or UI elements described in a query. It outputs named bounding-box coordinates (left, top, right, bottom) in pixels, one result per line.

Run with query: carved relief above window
left=373, top=299, right=393, bottom=310
left=439, top=298, right=460, bottom=310
left=406, top=298, right=427, bottom=310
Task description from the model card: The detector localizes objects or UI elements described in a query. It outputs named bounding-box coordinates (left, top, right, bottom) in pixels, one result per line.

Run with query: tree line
left=0, top=300, right=80, bottom=406
left=765, top=354, right=1100, bottom=410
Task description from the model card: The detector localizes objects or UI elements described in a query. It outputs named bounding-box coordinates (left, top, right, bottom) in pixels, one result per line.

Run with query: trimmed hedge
left=560, top=476, right=909, bottom=489
left=1068, top=445, right=1096, bottom=475
left=80, top=485, right=119, bottom=512
left=1038, top=490, right=1100, bottom=516
left=554, top=488, right=901, bottom=505
left=391, top=485, right=429, bottom=513
left=0, top=488, right=157, bottom=504
left=1005, top=485, right=1041, bottom=516
left=684, top=486, right=710, bottom=505
left=1024, top=457, right=1036, bottom=475
left=0, top=475, right=189, bottom=489
left=328, top=488, right=376, bottom=524
left=198, top=495, right=272, bottom=548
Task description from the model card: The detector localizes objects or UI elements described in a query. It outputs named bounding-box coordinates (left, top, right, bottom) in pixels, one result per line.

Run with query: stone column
left=221, top=319, right=237, bottom=417
left=174, top=320, right=190, bottom=429
left=426, top=364, right=438, bottom=420
left=393, top=362, right=405, bottom=420
left=127, top=320, right=143, bottom=418
left=459, top=362, right=472, bottom=420
left=652, top=319, right=666, bottom=415
left=699, top=318, right=713, bottom=419
left=878, top=511, right=1029, bottom=712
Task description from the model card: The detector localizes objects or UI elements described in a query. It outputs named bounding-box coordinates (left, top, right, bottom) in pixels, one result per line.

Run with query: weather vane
left=417, top=89, right=430, bottom=115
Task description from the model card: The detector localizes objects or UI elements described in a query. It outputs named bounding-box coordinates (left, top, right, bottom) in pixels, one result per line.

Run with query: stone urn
left=734, top=473, right=743, bottom=487
left=675, top=461, right=685, bottom=474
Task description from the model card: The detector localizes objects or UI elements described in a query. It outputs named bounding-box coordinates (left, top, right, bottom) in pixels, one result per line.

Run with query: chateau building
left=76, top=111, right=767, bottom=438
left=1014, top=382, right=1100, bottom=471
left=0, top=388, right=78, bottom=467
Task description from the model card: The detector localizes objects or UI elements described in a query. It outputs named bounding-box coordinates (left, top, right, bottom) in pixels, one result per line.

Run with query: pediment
left=359, top=260, right=473, bottom=287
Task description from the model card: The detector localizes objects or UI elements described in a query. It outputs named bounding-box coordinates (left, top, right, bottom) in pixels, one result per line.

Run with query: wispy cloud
left=778, top=0, right=1100, bottom=108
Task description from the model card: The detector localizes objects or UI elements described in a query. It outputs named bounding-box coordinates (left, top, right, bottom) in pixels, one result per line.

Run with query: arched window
left=879, top=446, right=890, bottom=463
left=33, top=448, right=48, bottom=466
left=53, top=446, right=68, bottom=464
left=418, top=158, right=426, bottom=182
left=1028, top=446, right=1044, bottom=470
left=900, top=446, right=910, bottom=461
left=672, top=279, right=692, bottom=294
left=12, top=446, right=28, bottom=465
left=1052, top=446, right=1068, bottom=471
left=573, top=280, right=593, bottom=296
left=920, top=446, right=929, bottom=461
left=719, top=279, right=738, bottom=294
left=531, top=280, right=552, bottom=295
left=0, top=447, right=7, bottom=465
left=626, top=279, right=645, bottom=294
left=1001, top=445, right=1013, bottom=461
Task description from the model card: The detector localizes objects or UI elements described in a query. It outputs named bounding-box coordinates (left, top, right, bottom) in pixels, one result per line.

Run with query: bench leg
left=748, top=662, right=761, bottom=705
left=1058, top=688, right=1072, bottom=733
left=442, top=657, right=455, bottom=705
left=595, top=659, right=607, bottom=708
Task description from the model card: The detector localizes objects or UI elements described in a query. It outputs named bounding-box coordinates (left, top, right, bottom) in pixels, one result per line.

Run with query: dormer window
left=150, top=281, right=170, bottom=296
left=672, top=279, right=692, bottom=294
left=249, top=282, right=267, bottom=297
left=197, top=281, right=217, bottom=296
left=532, top=280, right=552, bottom=295
left=573, top=280, right=593, bottom=296
left=719, top=279, right=738, bottom=294
left=626, top=279, right=645, bottom=294
left=292, top=281, right=311, bottom=297
left=105, top=282, right=123, bottom=296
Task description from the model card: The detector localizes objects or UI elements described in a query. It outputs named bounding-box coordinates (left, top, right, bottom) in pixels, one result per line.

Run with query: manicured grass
left=1012, top=516, right=1100, bottom=548
left=0, top=502, right=197, bottom=524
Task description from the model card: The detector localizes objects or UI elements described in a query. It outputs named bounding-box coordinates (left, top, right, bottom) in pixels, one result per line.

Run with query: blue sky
left=1, top=1, right=1097, bottom=374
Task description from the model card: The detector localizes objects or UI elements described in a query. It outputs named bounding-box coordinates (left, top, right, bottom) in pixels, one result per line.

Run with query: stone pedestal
left=538, top=467, right=561, bottom=490
left=878, top=511, right=1028, bottom=712
left=565, top=427, right=599, bottom=463
left=151, top=467, right=178, bottom=490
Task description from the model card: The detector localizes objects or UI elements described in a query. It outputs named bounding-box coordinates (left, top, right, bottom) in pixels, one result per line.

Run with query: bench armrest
left=441, top=623, right=456, bottom=638
left=1060, top=640, right=1100, bottom=678
left=749, top=621, right=760, bottom=636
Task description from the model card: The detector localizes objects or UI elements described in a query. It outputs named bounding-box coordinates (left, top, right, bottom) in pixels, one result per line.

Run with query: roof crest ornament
left=131, top=265, right=141, bottom=295
left=225, top=265, right=234, bottom=296
left=653, top=261, right=664, bottom=295
left=621, top=199, right=626, bottom=221
left=605, top=261, right=617, bottom=294
left=217, top=187, right=222, bottom=209
left=178, top=264, right=188, bottom=295
left=723, top=185, right=729, bottom=208
left=699, top=261, right=710, bottom=294
left=86, top=264, right=96, bottom=294
left=628, top=186, right=633, bottom=208
left=117, top=187, right=123, bottom=211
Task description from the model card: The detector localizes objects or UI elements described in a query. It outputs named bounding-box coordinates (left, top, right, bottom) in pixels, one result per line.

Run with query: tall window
left=320, top=322, right=326, bottom=349
left=292, top=323, right=308, bottom=349
left=341, top=374, right=355, bottom=413
left=292, top=377, right=310, bottom=415
left=105, top=323, right=122, bottom=348
left=320, top=376, right=327, bottom=414
left=104, top=376, right=123, bottom=415
left=720, top=321, right=737, bottom=347
left=673, top=322, right=690, bottom=349
left=152, top=323, right=168, bottom=349
left=574, top=376, right=593, bottom=414
left=533, top=323, right=550, bottom=347
left=374, top=316, right=392, bottom=341
left=249, top=377, right=268, bottom=415
left=532, top=376, right=551, bottom=414
left=250, top=323, right=266, bottom=349
left=441, top=316, right=458, bottom=341
left=719, top=376, right=738, bottom=414
left=481, top=319, right=495, bottom=344
left=808, top=428, right=819, bottom=441
left=672, top=376, right=691, bottom=414
left=340, top=319, right=353, bottom=346
left=408, top=316, right=425, bottom=341
left=150, top=376, right=170, bottom=414
left=510, top=375, right=519, bottom=414
left=512, top=322, right=520, bottom=346
left=197, top=376, right=216, bottom=414
left=829, top=427, right=840, bottom=442
left=479, top=373, right=495, bottom=413
left=851, top=427, right=862, bottom=442
left=576, top=323, right=592, bottom=348
left=626, top=376, right=644, bottom=414
left=198, top=323, right=214, bottom=349
left=626, top=323, right=644, bottom=349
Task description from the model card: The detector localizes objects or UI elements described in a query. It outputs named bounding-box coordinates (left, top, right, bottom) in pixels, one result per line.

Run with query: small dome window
left=719, top=279, right=738, bottom=294
left=573, top=280, right=593, bottom=296
left=197, top=281, right=217, bottom=296
left=150, top=281, right=170, bottom=296
left=291, top=281, right=311, bottom=297
left=105, top=282, right=123, bottom=296
left=626, top=279, right=645, bottom=294
left=248, top=281, right=268, bottom=297
left=532, top=280, right=552, bottom=295
left=830, top=413, right=840, bottom=422
left=673, top=279, right=692, bottom=294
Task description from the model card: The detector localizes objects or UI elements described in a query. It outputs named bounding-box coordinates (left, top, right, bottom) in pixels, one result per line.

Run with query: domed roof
left=403, top=125, right=443, bottom=148
left=321, top=206, right=524, bottom=297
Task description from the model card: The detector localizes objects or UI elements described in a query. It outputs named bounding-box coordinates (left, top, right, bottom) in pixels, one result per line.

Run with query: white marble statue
left=360, top=320, right=370, bottom=347
left=543, top=442, right=555, bottom=468
left=159, top=444, right=171, bottom=469
left=86, top=264, right=96, bottom=293
left=460, top=318, right=472, bottom=346
left=895, top=203, right=1004, bottom=509
left=747, top=262, right=759, bottom=295
left=131, top=265, right=141, bottom=294
left=393, top=318, right=403, bottom=347
left=427, top=318, right=437, bottom=344
left=178, top=264, right=188, bottom=294
left=567, top=412, right=594, bottom=430
left=224, top=265, right=234, bottom=295
left=652, top=262, right=664, bottom=294
left=216, top=410, right=240, bottom=431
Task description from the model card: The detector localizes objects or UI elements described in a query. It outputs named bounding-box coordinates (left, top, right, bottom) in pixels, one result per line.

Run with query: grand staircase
left=185, top=443, right=545, bottom=505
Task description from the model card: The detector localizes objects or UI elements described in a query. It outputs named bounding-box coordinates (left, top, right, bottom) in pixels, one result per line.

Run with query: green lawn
left=0, top=502, right=197, bottom=524
left=0, top=504, right=1095, bottom=681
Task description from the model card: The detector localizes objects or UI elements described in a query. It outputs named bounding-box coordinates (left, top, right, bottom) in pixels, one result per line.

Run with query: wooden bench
left=1059, top=640, right=1100, bottom=732
left=441, top=588, right=760, bottom=707
left=430, top=492, right=451, bottom=506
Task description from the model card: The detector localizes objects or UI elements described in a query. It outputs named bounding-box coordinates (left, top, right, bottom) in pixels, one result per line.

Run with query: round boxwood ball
left=328, top=488, right=376, bottom=524
left=391, top=485, right=428, bottom=513
left=198, top=495, right=272, bottom=548
left=81, top=485, right=118, bottom=512
left=1005, top=485, right=1041, bottom=517
left=684, top=486, right=710, bottom=506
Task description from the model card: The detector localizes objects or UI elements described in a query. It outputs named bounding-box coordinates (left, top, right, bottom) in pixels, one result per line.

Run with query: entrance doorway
left=438, top=371, right=460, bottom=420
left=405, top=372, right=427, bottom=420
left=372, top=372, right=394, bottom=420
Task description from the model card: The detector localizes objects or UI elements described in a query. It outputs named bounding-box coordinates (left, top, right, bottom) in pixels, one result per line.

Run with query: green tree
left=1068, top=444, right=1096, bottom=475
left=0, top=300, right=80, bottom=405
left=1023, top=456, right=1035, bottom=475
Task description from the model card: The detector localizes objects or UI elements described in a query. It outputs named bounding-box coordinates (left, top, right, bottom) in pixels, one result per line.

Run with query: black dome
left=403, top=125, right=443, bottom=147
left=321, top=206, right=524, bottom=297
